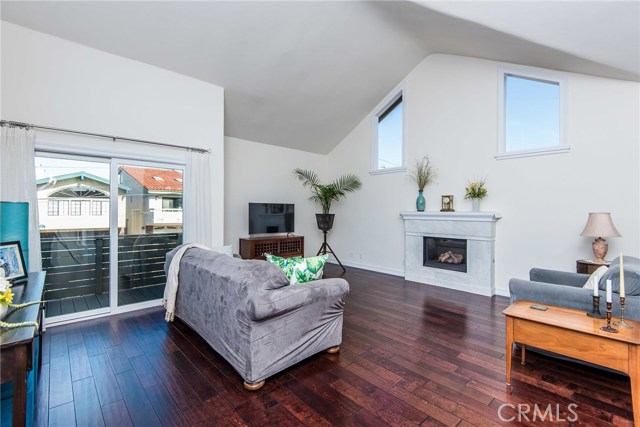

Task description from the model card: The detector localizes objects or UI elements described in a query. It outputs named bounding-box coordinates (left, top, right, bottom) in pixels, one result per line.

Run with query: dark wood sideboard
left=1, top=271, right=46, bottom=427
left=240, top=235, right=304, bottom=260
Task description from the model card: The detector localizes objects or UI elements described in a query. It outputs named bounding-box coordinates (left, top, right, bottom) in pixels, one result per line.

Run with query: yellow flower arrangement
left=0, top=288, right=14, bottom=304
left=0, top=278, right=13, bottom=306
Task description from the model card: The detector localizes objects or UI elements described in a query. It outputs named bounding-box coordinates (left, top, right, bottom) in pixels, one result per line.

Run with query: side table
left=576, top=259, right=611, bottom=274
left=0, top=272, right=46, bottom=427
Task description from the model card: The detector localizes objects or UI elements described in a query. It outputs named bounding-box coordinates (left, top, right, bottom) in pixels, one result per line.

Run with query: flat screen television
left=249, top=203, right=295, bottom=235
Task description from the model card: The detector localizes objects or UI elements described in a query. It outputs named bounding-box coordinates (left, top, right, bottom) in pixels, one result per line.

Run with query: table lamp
left=580, top=212, right=621, bottom=264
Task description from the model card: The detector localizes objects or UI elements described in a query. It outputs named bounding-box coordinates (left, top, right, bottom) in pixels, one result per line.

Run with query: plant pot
left=316, top=214, right=335, bottom=231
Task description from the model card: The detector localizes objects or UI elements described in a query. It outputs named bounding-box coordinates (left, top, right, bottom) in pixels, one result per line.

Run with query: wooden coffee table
left=504, top=300, right=640, bottom=427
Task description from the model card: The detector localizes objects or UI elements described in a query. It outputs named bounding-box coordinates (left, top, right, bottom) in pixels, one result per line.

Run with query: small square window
left=497, top=68, right=568, bottom=159
left=47, top=200, right=59, bottom=216
left=372, top=91, right=404, bottom=173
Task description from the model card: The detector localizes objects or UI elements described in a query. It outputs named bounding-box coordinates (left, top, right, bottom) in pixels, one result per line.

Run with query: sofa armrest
left=529, top=268, right=589, bottom=287
left=509, top=278, right=595, bottom=311
left=249, top=278, right=349, bottom=321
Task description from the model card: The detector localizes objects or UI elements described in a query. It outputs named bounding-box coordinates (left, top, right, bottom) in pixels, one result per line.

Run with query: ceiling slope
left=2, top=1, right=638, bottom=154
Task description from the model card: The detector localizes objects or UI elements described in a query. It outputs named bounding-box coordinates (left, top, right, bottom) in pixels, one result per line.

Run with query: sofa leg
left=243, top=380, right=265, bottom=391
left=326, top=345, right=341, bottom=354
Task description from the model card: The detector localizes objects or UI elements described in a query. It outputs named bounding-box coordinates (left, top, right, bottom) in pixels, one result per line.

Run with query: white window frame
left=371, top=87, right=406, bottom=174
left=496, top=66, right=569, bottom=160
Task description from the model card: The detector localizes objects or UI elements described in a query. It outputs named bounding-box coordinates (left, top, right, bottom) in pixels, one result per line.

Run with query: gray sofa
left=509, top=256, right=640, bottom=321
left=165, top=246, right=349, bottom=390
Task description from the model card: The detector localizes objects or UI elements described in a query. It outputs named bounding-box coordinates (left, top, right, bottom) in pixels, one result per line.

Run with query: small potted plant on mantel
left=464, top=178, right=488, bottom=212
left=407, top=155, right=437, bottom=212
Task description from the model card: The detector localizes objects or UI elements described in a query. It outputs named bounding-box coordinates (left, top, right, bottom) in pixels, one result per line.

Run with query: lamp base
left=592, top=237, right=608, bottom=264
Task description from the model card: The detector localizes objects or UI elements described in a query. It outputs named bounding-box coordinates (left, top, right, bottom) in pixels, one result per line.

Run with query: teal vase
left=416, top=190, right=425, bottom=212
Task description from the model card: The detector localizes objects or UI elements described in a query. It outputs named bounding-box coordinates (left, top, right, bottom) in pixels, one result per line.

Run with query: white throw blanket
left=163, top=243, right=210, bottom=321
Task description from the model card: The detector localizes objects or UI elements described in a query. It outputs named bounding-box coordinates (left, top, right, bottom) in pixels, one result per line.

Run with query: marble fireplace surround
left=400, top=212, right=501, bottom=296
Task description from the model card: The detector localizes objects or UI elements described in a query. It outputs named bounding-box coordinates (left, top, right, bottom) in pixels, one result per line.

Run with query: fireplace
left=423, top=237, right=467, bottom=273
left=401, top=212, right=501, bottom=296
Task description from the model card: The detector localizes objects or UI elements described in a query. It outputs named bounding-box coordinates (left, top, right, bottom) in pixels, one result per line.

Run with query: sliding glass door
left=35, top=154, right=184, bottom=321
left=116, top=163, right=183, bottom=307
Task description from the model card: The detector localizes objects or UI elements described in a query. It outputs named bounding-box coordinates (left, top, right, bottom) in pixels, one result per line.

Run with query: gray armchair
left=509, top=256, right=640, bottom=321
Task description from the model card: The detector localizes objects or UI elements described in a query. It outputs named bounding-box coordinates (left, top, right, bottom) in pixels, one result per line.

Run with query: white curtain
left=184, top=149, right=214, bottom=247
left=0, top=125, right=43, bottom=271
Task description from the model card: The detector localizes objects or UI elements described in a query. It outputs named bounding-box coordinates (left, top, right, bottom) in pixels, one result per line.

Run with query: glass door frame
left=37, top=148, right=187, bottom=326
left=109, top=157, right=185, bottom=314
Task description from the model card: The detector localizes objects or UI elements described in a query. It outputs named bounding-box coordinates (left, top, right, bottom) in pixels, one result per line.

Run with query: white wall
left=1, top=22, right=225, bottom=245
left=225, top=136, right=328, bottom=256
left=328, top=54, right=640, bottom=294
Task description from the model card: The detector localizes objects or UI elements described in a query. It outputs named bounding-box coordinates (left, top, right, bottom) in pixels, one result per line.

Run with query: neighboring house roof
left=36, top=171, right=130, bottom=193
left=120, top=166, right=183, bottom=192
left=36, top=171, right=109, bottom=186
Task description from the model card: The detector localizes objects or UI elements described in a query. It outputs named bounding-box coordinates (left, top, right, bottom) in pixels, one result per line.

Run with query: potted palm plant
left=293, top=169, right=362, bottom=231
left=407, top=155, right=437, bottom=212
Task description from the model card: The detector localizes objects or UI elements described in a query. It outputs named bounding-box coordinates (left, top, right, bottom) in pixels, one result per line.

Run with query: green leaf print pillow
left=264, top=254, right=329, bottom=285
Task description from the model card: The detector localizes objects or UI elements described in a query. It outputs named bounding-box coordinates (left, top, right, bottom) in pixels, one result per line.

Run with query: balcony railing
left=150, top=208, right=183, bottom=224
left=40, top=232, right=182, bottom=303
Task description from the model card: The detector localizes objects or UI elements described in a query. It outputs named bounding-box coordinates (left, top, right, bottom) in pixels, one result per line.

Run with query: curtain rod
left=0, top=120, right=210, bottom=154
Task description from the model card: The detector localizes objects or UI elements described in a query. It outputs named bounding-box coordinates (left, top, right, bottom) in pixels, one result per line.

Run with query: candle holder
left=587, top=295, right=605, bottom=319
left=614, top=296, right=634, bottom=329
left=600, top=302, right=619, bottom=333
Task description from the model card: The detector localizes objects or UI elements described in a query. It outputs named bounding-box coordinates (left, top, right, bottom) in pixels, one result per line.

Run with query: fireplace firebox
left=423, top=237, right=467, bottom=273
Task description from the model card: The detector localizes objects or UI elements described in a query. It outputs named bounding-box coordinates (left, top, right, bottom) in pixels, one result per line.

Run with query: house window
left=48, top=200, right=59, bottom=216
left=81, top=200, right=91, bottom=216
left=92, top=201, right=102, bottom=216
left=69, top=200, right=81, bottom=216
left=59, top=200, right=69, bottom=216
left=497, top=68, right=568, bottom=159
left=372, top=91, right=404, bottom=173
left=162, top=198, right=182, bottom=209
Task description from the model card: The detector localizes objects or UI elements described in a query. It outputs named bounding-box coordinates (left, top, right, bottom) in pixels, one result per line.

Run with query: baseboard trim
left=494, top=287, right=510, bottom=297
left=326, top=259, right=404, bottom=277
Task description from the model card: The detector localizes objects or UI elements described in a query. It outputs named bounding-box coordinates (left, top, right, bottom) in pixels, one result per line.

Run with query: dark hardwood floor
left=46, top=285, right=165, bottom=317
left=35, top=264, right=634, bottom=426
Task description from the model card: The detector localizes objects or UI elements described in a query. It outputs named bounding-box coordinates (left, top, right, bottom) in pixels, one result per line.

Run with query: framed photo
left=0, top=241, right=28, bottom=281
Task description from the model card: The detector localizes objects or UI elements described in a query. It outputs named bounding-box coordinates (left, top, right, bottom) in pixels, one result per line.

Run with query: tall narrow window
left=372, top=91, right=404, bottom=172
left=498, top=68, right=567, bottom=159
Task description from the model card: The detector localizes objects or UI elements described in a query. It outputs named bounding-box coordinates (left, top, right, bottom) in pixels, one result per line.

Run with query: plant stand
left=317, top=229, right=346, bottom=273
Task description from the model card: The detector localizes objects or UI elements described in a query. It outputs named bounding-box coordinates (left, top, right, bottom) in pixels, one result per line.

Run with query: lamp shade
left=580, top=212, right=621, bottom=238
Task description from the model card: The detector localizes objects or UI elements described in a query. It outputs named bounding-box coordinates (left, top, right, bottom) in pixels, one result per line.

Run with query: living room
left=1, top=1, right=639, bottom=426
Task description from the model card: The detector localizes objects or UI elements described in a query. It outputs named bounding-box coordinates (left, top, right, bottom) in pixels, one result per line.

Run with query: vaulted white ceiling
left=2, top=1, right=638, bottom=154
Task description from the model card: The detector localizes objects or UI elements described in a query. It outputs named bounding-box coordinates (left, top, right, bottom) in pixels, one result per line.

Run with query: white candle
left=606, top=279, right=612, bottom=303
left=593, top=275, right=599, bottom=296
left=620, top=253, right=625, bottom=298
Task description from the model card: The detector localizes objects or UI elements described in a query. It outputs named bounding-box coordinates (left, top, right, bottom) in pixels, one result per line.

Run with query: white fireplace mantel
left=400, top=211, right=502, bottom=222
left=400, top=211, right=501, bottom=296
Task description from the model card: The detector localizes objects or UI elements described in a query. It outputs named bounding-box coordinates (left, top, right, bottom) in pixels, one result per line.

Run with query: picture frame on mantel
left=0, top=240, right=28, bottom=282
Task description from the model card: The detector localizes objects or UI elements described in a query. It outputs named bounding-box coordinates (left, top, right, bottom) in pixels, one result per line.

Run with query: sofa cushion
left=265, top=254, right=328, bottom=285
left=599, top=256, right=640, bottom=296
left=583, top=265, right=609, bottom=289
